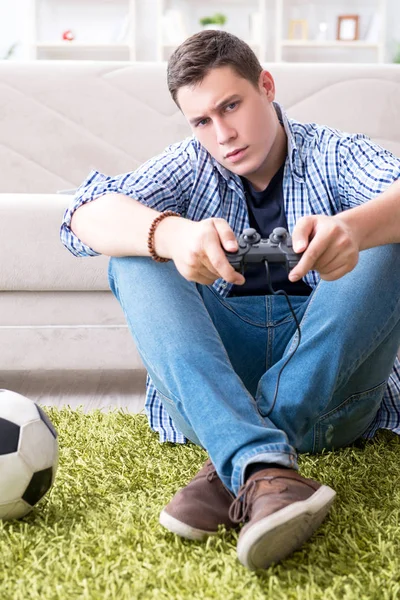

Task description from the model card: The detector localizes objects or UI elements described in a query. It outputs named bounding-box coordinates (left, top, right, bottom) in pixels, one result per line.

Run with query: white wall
left=136, top=0, right=159, bottom=61
left=0, top=0, right=31, bottom=60
left=387, top=0, right=400, bottom=60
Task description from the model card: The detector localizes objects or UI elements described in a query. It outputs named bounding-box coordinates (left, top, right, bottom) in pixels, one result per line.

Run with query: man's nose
left=215, top=119, right=236, bottom=145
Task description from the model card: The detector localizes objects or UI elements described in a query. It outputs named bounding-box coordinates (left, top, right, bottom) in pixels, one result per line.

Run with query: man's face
left=177, top=66, right=284, bottom=188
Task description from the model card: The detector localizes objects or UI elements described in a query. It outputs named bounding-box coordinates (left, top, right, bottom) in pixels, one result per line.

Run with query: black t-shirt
left=229, top=163, right=312, bottom=297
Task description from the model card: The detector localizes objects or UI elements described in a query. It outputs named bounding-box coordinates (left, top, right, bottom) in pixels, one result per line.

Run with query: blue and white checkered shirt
left=61, top=103, right=400, bottom=444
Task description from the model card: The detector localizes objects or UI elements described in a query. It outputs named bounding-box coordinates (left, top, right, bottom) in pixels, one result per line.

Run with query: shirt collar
left=208, top=102, right=305, bottom=186
left=274, top=102, right=305, bottom=181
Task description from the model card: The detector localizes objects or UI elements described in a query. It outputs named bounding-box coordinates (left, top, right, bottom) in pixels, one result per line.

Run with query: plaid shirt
left=61, top=103, right=400, bottom=444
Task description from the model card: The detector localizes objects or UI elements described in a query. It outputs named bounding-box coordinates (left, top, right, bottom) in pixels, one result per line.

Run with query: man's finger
left=289, top=237, right=326, bottom=281
left=195, top=267, right=220, bottom=285
left=319, top=263, right=350, bottom=281
left=206, top=219, right=245, bottom=284
left=308, top=245, right=342, bottom=274
left=200, top=257, right=221, bottom=278
left=292, top=216, right=316, bottom=253
left=206, top=237, right=245, bottom=284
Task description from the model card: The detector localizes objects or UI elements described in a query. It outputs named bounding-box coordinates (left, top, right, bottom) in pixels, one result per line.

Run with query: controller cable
left=261, top=260, right=302, bottom=418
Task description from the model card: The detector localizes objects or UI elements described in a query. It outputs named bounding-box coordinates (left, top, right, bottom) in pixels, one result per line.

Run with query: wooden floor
left=0, top=370, right=147, bottom=413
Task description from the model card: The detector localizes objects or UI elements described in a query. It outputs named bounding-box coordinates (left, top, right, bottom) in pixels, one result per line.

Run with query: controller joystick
left=242, top=228, right=261, bottom=244
left=224, top=226, right=302, bottom=275
left=269, top=227, right=288, bottom=244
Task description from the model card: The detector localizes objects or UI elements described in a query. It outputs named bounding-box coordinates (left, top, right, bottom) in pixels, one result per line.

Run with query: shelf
left=244, top=40, right=261, bottom=47
left=178, top=0, right=259, bottom=3
left=36, top=43, right=131, bottom=50
left=281, top=40, right=382, bottom=49
left=161, top=39, right=260, bottom=48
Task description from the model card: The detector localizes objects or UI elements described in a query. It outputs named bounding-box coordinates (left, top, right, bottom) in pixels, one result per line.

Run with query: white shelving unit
left=156, top=0, right=269, bottom=62
left=274, top=0, right=387, bottom=63
left=26, top=0, right=137, bottom=61
left=155, top=0, right=388, bottom=64
left=16, top=0, right=392, bottom=63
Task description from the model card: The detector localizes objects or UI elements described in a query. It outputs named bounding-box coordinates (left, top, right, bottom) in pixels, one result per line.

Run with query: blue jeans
left=108, top=244, right=400, bottom=495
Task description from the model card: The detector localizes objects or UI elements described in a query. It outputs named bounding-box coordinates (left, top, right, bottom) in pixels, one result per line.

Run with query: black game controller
left=225, top=227, right=302, bottom=275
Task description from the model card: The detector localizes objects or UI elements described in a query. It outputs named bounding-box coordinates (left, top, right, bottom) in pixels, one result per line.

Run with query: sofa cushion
left=0, top=194, right=109, bottom=290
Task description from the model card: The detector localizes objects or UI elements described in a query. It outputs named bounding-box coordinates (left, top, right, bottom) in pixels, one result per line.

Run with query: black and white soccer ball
left=0, top=389, right=58, bottom=520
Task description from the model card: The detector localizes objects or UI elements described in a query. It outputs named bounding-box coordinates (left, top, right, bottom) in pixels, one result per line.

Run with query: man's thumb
left=212, top=218, right=238, bottom=251
left=224, top=238, right=238, bottom=251
left=292, top=216, right=314, bottom=253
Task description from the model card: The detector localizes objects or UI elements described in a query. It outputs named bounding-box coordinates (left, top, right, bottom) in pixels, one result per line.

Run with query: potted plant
left=394, top=44, right=400, bottom=63
left=199, top=13, right=227, bottom=31
left=2, top=42, right=18, bottom=60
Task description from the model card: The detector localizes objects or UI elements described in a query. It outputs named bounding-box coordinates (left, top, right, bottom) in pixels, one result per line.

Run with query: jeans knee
left=108, top=256, right=200, bottom=314
left=109, top=255, right=149, bottom=279
left=108, top=256, right=162, bottom=292
left=108, top=256, right=150, bottom=303
left=363, top=243, right=400, bottom=276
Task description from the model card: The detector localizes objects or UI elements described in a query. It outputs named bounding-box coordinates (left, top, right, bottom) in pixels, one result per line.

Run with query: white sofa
left=0, top=61, right=399, bottom=408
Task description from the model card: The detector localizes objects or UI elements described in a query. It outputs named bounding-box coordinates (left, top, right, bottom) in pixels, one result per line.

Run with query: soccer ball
left=0, top=389, right=58, bottom=520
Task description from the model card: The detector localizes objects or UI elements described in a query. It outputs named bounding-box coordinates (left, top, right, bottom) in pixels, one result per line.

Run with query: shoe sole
left=159, top=509, right=218, bottom=541
left=237, top=485, right=336, bottom=570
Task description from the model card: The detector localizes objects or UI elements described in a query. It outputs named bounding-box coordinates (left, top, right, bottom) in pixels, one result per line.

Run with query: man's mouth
left=225, top=146, right=248, bottom=162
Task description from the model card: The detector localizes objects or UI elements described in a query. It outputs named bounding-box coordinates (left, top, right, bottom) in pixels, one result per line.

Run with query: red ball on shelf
left=62, top=30, right=75, bottom=42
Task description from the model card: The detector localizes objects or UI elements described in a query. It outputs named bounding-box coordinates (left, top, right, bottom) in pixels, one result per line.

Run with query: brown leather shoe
left=229, top=468, right=336, bottom=570
left=159, top=459, right=237, bottom=540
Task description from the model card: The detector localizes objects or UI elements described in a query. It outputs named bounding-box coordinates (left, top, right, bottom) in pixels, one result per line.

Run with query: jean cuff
left=231, top=445, right=298, bottom=496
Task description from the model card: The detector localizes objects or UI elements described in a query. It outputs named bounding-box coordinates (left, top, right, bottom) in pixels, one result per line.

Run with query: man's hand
left=289, top=214, right=360, bottom=282
left=158, top=217, right=246, bottom=286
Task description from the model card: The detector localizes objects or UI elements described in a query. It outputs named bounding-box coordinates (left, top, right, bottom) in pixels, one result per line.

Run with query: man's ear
left=259, top=70, right=275, bottom=101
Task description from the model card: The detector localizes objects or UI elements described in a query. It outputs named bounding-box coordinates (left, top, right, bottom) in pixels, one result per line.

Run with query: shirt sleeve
left=338, top=134, right=400, bottom=210
left=60, top=140, right=196, bottom=257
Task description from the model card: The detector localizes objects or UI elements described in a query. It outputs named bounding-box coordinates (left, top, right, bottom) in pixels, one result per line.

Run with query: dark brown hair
left=167, top=30, right=263, bottom=106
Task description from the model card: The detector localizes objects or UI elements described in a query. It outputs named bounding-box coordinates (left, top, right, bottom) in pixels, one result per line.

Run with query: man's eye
left=196, top=118, right=209, bottom=127
left=225, top=102, right=238, bottom=111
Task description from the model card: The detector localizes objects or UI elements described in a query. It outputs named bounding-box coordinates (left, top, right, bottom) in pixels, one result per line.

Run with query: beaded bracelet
left=147, top=210, right=180, bottom=262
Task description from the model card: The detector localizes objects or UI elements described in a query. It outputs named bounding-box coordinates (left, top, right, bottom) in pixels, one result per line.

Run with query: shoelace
left=228, top=476, right=288, bottom=524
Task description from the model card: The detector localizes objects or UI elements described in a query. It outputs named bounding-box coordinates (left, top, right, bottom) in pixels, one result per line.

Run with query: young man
left=61, top=31, right=400, bottom=570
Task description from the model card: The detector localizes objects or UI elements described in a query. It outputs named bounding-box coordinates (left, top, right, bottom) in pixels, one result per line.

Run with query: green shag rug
left=1, top=407, right=400, bottom=600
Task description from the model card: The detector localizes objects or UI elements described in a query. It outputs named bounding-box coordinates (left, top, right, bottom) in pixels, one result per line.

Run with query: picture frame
left=288, top=19, right=308, bottom=41
left=337, top=15, right=359, bottom=41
